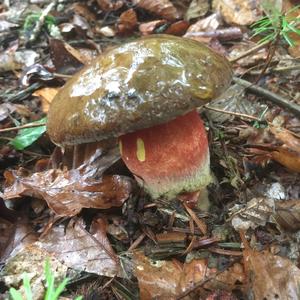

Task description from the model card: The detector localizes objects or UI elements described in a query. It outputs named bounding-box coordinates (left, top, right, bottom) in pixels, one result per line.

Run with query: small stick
left=0, top=122, right=46, bottom=133
left=229, top=40, right=269, bottom=63
left=233, top=76, right=300, bottom=117
left=203, top=105, right=261, bottom=121
left=28, top=1, right=58, bottom=43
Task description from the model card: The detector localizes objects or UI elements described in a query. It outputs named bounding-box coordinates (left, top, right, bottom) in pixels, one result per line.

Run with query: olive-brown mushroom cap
left=47, top=34, right=232, bottom=146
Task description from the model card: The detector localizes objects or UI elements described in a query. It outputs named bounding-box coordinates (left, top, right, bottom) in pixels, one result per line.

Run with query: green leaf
left=10, top=117, right=46, bottom=150
left=23, top=273, right=33, bottom=300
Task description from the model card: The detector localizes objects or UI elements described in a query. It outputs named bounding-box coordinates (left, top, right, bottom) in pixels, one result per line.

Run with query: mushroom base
left=119, top=110, right=212, bottom=200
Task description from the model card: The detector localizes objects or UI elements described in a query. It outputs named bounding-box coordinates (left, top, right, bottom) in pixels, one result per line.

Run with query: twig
left=233, top=76, right=300, bottom=117
left=0, top=122, right=46, bottom=133
left=203, top=105, right=261, bottom=121
left=185, top=27, right=243, bottom=41
left=229, top=40, right=269, bottom=63
left=28, top=1, right=58, bottom=43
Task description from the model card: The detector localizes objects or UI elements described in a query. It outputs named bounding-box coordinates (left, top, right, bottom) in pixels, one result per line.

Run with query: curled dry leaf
left=229, top=197, right=275, bottom=231
left=117, top=9, right=138, bottom=35
left=38, top=218, right=120, bottom=277
left=243, top=249, right=300, bottom=300
left=212, top=0, right=261, bottom=25
left=2, top=167, right=132, bottom=216
left=132, top=0, right=181, bottom=21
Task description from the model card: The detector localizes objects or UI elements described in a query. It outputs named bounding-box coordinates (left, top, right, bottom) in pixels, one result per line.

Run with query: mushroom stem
left=119, top=110, right=211, bottom=200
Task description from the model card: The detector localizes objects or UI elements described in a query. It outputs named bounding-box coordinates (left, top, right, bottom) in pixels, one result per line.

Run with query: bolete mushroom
left=47, top=34, right=232, bottom=201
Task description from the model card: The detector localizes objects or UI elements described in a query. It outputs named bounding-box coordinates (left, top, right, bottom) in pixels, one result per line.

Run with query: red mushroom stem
left=119, top=110, right=211, bottom=200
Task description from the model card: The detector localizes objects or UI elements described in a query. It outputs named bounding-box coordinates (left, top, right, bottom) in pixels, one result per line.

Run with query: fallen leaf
left=139, top=20, right=167, bottom=35
left=243, top=249, right=300, bottom=299
left=2, top=245, right=68, bottom=300
left=229, top=197, right=275, bottom=231
left=185, top=0, right=209, bottom=21
left=0, top=103, right=17, bottom=122
left=0, top=49, right=39, bottom=72
left=245, top=125, right=300, bottom=172
left=96, top=0, right=124, bottom=11
left=117, top=9, right=138, bottom=35
left=3, top=168, right=132, bottom=216
left=33, top=87, right=59, bottom=113
left=133, top=0, right=181, bottom=21
left=134, top=251, right=245, bottom=299
left=49, top=39, right=86, bottom=75
left=185, top=12, right=222, bottom=34
left=10, top=118, right=47, bottom=151
left=133, top=250, right=183, bottom=299
left=275, top=200, right=300, bottom=231
left=164, top=20, right=189, bottom=36
left=213, top=0, right=261, bottom=25
left=38, top=218, right=120, bottom=277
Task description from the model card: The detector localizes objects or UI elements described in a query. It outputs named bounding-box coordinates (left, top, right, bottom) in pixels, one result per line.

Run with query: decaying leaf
left=185, top=12, right=222, bottom=35
left=96, top=0, right=124, bottom=11
left=49, top=39, right=87, bottom=75
left=2, top=244, right=68, bottom=300
left=275, top=200, right=300, bottom=231
left=185, top=0, right=209, bottom=21
left=212, top=0, right=261, bottom=25
left=243, top=248, right=300, bottom=299
left=134, top=251, right=245, bottom=299
left=139, top=20, right=167, bottom=35
left=245, top=125, right=300, bottom=172
left=117, top=9, right=138, bottom=34
left=133, top=250, right=183, bottom=299
left=132, top=0, right=181, bottom=21
left=0, top=49, right=39, bottom=72
left=229, top=197, right=275, bottom=231
left=2, top=168, right=132, bottom=216
left=38, top=218, right=120, bottom=277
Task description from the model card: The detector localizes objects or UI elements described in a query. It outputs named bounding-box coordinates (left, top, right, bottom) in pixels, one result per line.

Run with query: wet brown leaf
left=133, top=0, right=181, bottom=21
left=2, top=167, right=132, bottom=216
left=33, top=87, right=59, bottom=113
left=117, top=9, right=138, bottom=35
left=275, top=200, right=300, bottom=231
left=133, top=250, right=183, bottom=299
left=243, top=249, right=300, bottom=299
left=39, top=218, right=119, bottom=277
left=213, top=0, right=260, bottom=25
left=49, top=39, right=87, bottom=75
left=164, top=20, right=189, bottom=36
left=134, top=251, right=245, bottom=299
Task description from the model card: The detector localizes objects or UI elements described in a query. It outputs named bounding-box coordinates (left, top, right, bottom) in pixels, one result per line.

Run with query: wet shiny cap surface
left=47, top=34, right=232, bottom=146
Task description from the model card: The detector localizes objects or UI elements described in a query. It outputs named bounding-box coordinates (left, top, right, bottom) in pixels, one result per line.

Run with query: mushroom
left=47, top=34, right=232, bottom=201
